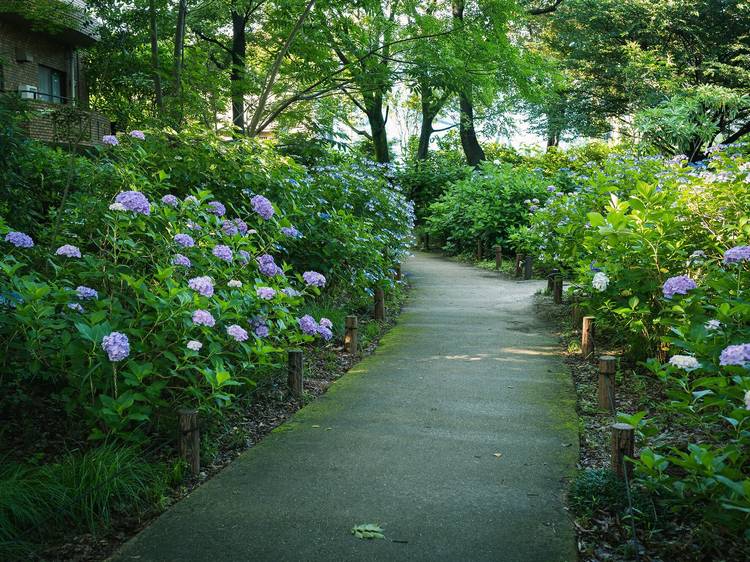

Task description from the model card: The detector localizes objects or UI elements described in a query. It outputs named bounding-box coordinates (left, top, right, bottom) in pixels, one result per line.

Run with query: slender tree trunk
left=230, top=9, right=247, bottom=133
left=172, top=0, right=187, bottom=95
left=364, top=92, right=390, bottom=163
left=417, top=107, right=433, bottom=160
left=452, top=0, right=484, bottom=166
left=458, top=92, right=485, bottom=165
left=148, top=0, right=163, bottom=113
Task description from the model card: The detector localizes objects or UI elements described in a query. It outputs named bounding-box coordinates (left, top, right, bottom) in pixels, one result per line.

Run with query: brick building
left=0, top=0, right=110, bottom=144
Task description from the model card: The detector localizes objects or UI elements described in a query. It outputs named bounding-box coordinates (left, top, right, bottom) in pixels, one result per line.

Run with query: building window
left=38, top=66, right=66, bottom=103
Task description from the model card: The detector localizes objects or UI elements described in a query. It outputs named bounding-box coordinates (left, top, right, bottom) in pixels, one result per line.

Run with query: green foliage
left=426, top=162, right=549, bottom=254
left=0, top=444, right=166, bottom=557
left=569, top=469, right=627, bottom=516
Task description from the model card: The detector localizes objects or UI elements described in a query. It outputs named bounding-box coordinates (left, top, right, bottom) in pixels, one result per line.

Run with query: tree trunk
left=452, top=0, right=484, bottom=166
left=416, top=105, right=433, bottom=160
left=148, top=0, right=163, bottom=113
left=230, top=9, right=247, bottom=133
left=365, top=92, right=390, bottom=163
left=458, top=92, right=485, bottom=166
left=171, top=0, right=188, bottom=125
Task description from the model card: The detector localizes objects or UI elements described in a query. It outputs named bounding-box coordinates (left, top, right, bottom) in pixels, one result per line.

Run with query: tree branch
left=527, top=0, right=563, bottom=15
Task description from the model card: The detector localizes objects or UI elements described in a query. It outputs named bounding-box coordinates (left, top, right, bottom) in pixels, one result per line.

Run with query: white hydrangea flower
left=669, top=355, right=700, bottom=371
left=745, top=390, right=750, bottom=411
left=227, top=279, right=243, bottom=288
left=186, top=340, right=203, bottom=351
left=108, top=202, right=127, bottom=211
left=592, top=272, right=609, bottom=292
left=704, top=319, right=722, bottom=331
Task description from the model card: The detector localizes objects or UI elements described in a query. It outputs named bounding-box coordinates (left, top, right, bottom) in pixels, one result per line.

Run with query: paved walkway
left=114, top=253, right=578, bottom=562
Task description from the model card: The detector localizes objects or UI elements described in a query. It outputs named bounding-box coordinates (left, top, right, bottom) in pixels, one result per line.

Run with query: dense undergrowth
left=0, top=98, right=413, bottom=556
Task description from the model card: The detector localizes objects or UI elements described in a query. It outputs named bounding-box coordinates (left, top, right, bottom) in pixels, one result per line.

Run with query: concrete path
left=114, top=252, right=578, bottom=562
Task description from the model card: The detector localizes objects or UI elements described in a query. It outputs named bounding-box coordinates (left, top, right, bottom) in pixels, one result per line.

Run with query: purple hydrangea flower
left=172, top=254, right=191, bottom=268
left=227, top=324, right=249, bottom=342
left=303, top=271, right=326, bottom=288
left=281, top=226, right=300, bottom=238
left=254, top=324, right=269, bottom=338
left=55, top=244, right=81, bottom=258
left=192, top=309, right=215, bottom=327
left=317, top=325, right=333, bottom=341
left=102, top=135, right=119, bottom=146
left=719, top=343, right=750, bottom=367
left=76, top=286, right=98, bottom=300
left=174, top=233, right=195, bottom=248
left=237, top=250, right=250, bottom=265
left=129, top=130, right=145, bottom=140
left=101, top=331, right=130, bottom=362
left=546, top=185, right=556, bottom=192
left=282, top=288, right=301, bottom=298
left=662, top=275, right=698, bottom=299
left=221, top=220, right=239, bottom=236
left=234, top=219, right=248, bottom=235
left=298, top=314, right=318, bottom=335
left=115, top=191, right=151, bottom=215
left=207, top=201, right=226, bottom=217
left=251, top=195, right=274, bottom=220
left=161, top=194, right=179, bottom=207
left=212, top=244, right=233, bottom=262
left=67, top=302, right=84, bottom=313
left=256, top=287, right=276, bottom=300
left=320, top=318, right=333, bottom=329
left=257, top=254, right=282, bottom=276
left=186, top=220, right=202, bottom=230
left=723, top=246, right=750, bottom=264
left=188, top=276, right=214, bottom=297
left=5, top=231, right=34, bottom=248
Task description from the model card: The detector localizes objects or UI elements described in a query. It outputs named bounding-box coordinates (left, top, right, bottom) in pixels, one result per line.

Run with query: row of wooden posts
left=177, top=266, right=399, bottom=476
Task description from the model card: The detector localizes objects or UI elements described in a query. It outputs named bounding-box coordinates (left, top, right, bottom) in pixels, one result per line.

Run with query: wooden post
left=287, top=349, right=303, bottom=398
left=553, top=276, right=563, bottom=304
left=178, top=408, right=200, bottom=476
left=581, top=316, right=595, bottom=358
left=494, top=245, right=502, bottom=270
left=374, top=287, right=385, bottom=321
left=475, top=239, right=482, bottom=261
left=523, top=255, right=533, bottom=280
left=598, top=356, right=617, bottom=413
left=611, top=423, right=635, bottom=479
left=547, top=268, right=560, bottom=293
left=395, top=264, right=401, bottom=281
left=424, top=232, right=430, bottom=251
left=344, top=315, right=358, bottom=354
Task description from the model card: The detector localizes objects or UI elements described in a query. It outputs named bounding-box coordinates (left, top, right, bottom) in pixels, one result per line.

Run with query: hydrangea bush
left=521, top=143, right=750, bottom=542
left=0, top=190, right=339, bottom=438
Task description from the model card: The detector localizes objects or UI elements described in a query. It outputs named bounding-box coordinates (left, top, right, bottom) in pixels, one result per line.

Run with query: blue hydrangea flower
left=101, top=331, right=129, bottom=362
left=192, top=309, right=215, bottom=327
left=55, top=244, right=81, bottom=258
left=172, top=254, right=191, bottom=268
left=662, top=275, right=697, bottom=299
left=129, top=130, right=145, bottom=140
left=161, top=194, right=179, bottom=207
left=724, top=246, right=750, bottom=264
left=174, top=233, right=195, bottom=248
left=188, top=276, right=214, bottom=297
left=719, top=343, right=750, bottom=367
left=303, top=271, right=326, bottom=288
left=5, top=231, right=34, bottom=248
left=256, top=287, right=276, bottom=300
left=251, top=195, right=274, bottom=220
left=227, top=324, right=249, bottom=342
left=207, top=201, right=226, bottom=217
left=76, top=286, right=98, bottom=300
left=102, top=135, right=119, bottom=146
left=115, top=191, right=151, bottom=215
left=257, top=254, right=282, bottom=276
left=212, top=245, right=233, bottom=262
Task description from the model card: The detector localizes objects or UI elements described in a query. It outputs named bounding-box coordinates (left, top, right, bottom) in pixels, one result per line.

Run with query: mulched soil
left=20, top=291, right=409, bottom=561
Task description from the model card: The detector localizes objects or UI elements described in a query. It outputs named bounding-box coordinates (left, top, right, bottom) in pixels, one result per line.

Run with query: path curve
left=114, top=252, right=578, bottom=562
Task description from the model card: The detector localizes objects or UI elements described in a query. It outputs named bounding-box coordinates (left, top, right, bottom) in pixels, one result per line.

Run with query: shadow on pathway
left=114, top=252, right=578, bottom=562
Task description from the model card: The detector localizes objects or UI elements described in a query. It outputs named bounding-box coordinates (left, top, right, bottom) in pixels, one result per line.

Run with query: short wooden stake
left=178, top=408, right=200, bottom=476
left=598, top=356, right=617, bottom=413
left=553, top=276, right=563, bottom=304
left=424, top=232, right=430, bottom=251
left=374, top=287, right=385, bottom=321
left=494, top=245, right=502, bottom=270
left=344, top=315, right=358, bottom=354
left=581, top=316, right=595, bottom=358
left=523, top=255, right=533, bottom=280
left=287, top=349, right=303, bottom=398
left=475, top=239, right=482, bottom=260
left=611, top=423, right=635, bottom=479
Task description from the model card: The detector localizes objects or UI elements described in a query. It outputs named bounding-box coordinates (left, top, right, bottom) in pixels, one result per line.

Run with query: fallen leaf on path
left=352, top=523, right=385, bottom=540
left=311, top=424, right=320, bottom=428
left=493, top=453, right=503, bottom=458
